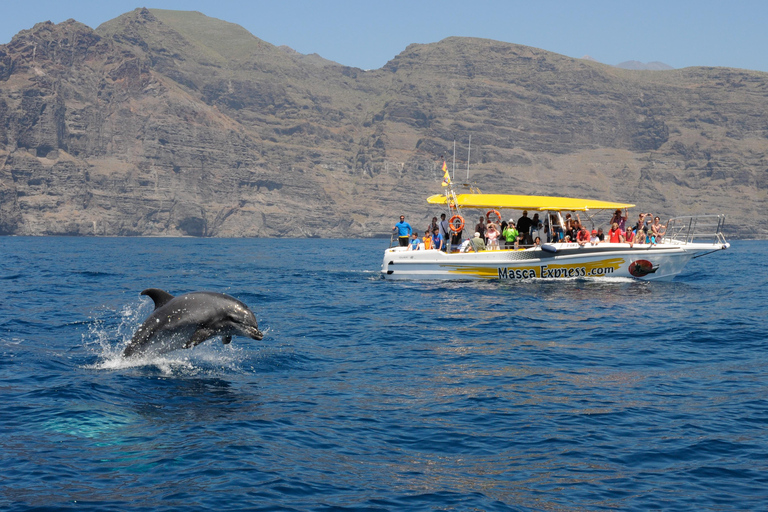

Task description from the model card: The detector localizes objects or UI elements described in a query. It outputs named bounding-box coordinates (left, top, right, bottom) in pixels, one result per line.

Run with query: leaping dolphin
left=122, top=288, right=264, bottom=358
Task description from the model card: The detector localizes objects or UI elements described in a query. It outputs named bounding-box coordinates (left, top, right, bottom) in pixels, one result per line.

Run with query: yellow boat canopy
left=426, top=193, right=635, bottom=212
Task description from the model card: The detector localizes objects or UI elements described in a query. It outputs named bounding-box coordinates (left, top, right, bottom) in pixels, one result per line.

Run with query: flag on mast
left=441, top=160, right=451, bottom=187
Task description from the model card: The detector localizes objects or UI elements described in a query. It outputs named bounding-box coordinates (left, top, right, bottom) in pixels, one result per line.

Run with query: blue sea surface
left=0, top=237, right=766, bottom=511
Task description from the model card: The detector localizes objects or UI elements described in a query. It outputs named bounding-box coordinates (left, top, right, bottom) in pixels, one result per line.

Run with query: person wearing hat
left=596, top=227, right=605, bottom=242
left=502, top=220, right=519, bottom=250
left=611, top=208, right=628, bottom=231
left=469, top=231, right=486, bottom=252
left=590, top=229, right=600, bottom=245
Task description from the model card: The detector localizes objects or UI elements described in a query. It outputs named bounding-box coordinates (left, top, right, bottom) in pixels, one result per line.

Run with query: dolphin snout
left=244, top=325, right=264, bottom=340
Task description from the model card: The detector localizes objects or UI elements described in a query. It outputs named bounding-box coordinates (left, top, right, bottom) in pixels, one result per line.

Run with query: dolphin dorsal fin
left=140, top=288, right=175, bottom=310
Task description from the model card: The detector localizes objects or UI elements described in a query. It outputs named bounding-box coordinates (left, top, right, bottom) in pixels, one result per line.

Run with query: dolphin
left=122, top=288, right=264, bottom=358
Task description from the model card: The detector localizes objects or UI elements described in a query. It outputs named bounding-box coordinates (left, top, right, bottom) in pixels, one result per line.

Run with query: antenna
left=466, top=134, right=471, bottom=181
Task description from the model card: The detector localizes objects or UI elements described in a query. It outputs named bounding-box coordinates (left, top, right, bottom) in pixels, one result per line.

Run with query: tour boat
left=381, top=187, right=729, bottom=281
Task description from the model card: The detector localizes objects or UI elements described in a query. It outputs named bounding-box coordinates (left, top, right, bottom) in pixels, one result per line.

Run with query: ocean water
left=0, top=237, right=766, bottom=511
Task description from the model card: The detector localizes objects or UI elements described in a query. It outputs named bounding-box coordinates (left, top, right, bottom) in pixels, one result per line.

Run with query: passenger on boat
left=450, top=225, right=463, bottom=253
left=530, top=214, right=544, bottom=242
left=611, top=208, right=628, bottom=231
left=645, top=224, right=656, bottom=244
left=640, top=227, right=654, bottom=244
left=634, top=213, right=652, bottom=234
left=644, top=217, right=654, bottom=238
left=475, top=217, right=486, bottom=239
left=533, top=236, right=542, bottom=247
left=625, top=226, right=636, bottom=247
left=393, top=215, right=412, bottom=247
left=651, top=217, right=665, bottom=235
left=422, top=231, right=432, bottom=250
left=609, top=223, right=625, bottom=243
left=470, top=232, right=486, bottom=252
left=590, top=229, right=600, bottom=245
left=458, top=237, right=471, bottom=253
left=486, top=223, right=500, bottom=250
left=576, top=224, right=590, bottom=246
left=550, top=213, right=563, bottom=242
left=517, top=211, right=533, bottom=245
left=568, top=217, right=581, bottom=242
left=639, top=227, right=649, bottom=244
left=502, top=221, right=519, bottom=250
left=431, top=227, right=444, bottom=251
left=438, top=214, right=449, bottom=252
left=596, top=228, right=605, bottom=242
left=426, top=217, right=439, bottom=238
left=564, top=213, right=573, bottom=233
left=409, top=232, right=421, bottom=250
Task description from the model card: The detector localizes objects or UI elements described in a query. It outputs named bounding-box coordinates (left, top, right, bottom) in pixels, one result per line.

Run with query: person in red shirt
left=576, top=224, right=590, bottom=246
left=625, top=226, right=635, bottom=247
left=608, top=222, right=625, bottom=243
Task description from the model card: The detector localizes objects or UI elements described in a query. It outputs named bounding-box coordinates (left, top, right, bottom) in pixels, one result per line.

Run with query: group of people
left=605, top=209, right=667, bottom=246
left=393, top=207, right=669, bottom=252
left=394, top=212, right=538, bottom=253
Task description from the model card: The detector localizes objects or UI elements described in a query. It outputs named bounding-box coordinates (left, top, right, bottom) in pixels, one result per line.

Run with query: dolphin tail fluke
left=141, top=289, right=175, bottom=310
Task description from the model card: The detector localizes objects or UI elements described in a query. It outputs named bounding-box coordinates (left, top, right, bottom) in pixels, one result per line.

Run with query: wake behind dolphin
left=122, top=289, right=263, bottom=358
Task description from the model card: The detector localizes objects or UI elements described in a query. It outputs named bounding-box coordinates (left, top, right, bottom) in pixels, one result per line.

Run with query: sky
left=2, top=0, right=768, bottom=72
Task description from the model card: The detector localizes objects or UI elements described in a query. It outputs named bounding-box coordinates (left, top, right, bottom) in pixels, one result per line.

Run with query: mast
left=452, top=140, right=456, bottom=182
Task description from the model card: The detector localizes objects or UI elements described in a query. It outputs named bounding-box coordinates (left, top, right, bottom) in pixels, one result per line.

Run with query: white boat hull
left=381, top=241, right=730, bottom=281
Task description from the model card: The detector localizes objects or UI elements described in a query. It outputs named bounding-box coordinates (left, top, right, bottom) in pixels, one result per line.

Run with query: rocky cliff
left=0, top=8, right=765, bottom=238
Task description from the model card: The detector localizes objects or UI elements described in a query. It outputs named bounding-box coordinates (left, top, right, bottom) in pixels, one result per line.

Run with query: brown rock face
left=0, top=9, right=765, bottom=238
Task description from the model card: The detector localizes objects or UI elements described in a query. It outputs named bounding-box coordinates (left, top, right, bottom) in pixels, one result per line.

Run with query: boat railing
left=662, top=214, right=727, bottom=245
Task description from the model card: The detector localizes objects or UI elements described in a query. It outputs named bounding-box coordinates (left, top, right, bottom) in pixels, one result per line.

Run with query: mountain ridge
left=616, top=60, right=674, bottom=71
left=0, top=8, right=765, bottom=238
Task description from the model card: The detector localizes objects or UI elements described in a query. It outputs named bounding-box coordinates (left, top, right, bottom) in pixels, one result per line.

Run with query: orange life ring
left=486, top=209, right=502, bottom=224
left=449, top=215, right=465, bottom=233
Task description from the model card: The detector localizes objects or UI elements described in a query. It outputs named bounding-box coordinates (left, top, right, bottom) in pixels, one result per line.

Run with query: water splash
left=81, top=301, right=269, bottom=375
left=81, top=300, right=147, bottom=360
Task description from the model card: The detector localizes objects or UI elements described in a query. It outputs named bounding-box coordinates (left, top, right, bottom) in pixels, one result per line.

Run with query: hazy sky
left=1, top=0, right=767, bottom=72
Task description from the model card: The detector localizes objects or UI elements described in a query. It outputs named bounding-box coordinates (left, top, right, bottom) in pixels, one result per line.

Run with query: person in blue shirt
left=409, top=232, right=420, bottom=250
left=393, top=215, right=412, bottom=247
left=431, top=227, right=444, bottom=251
